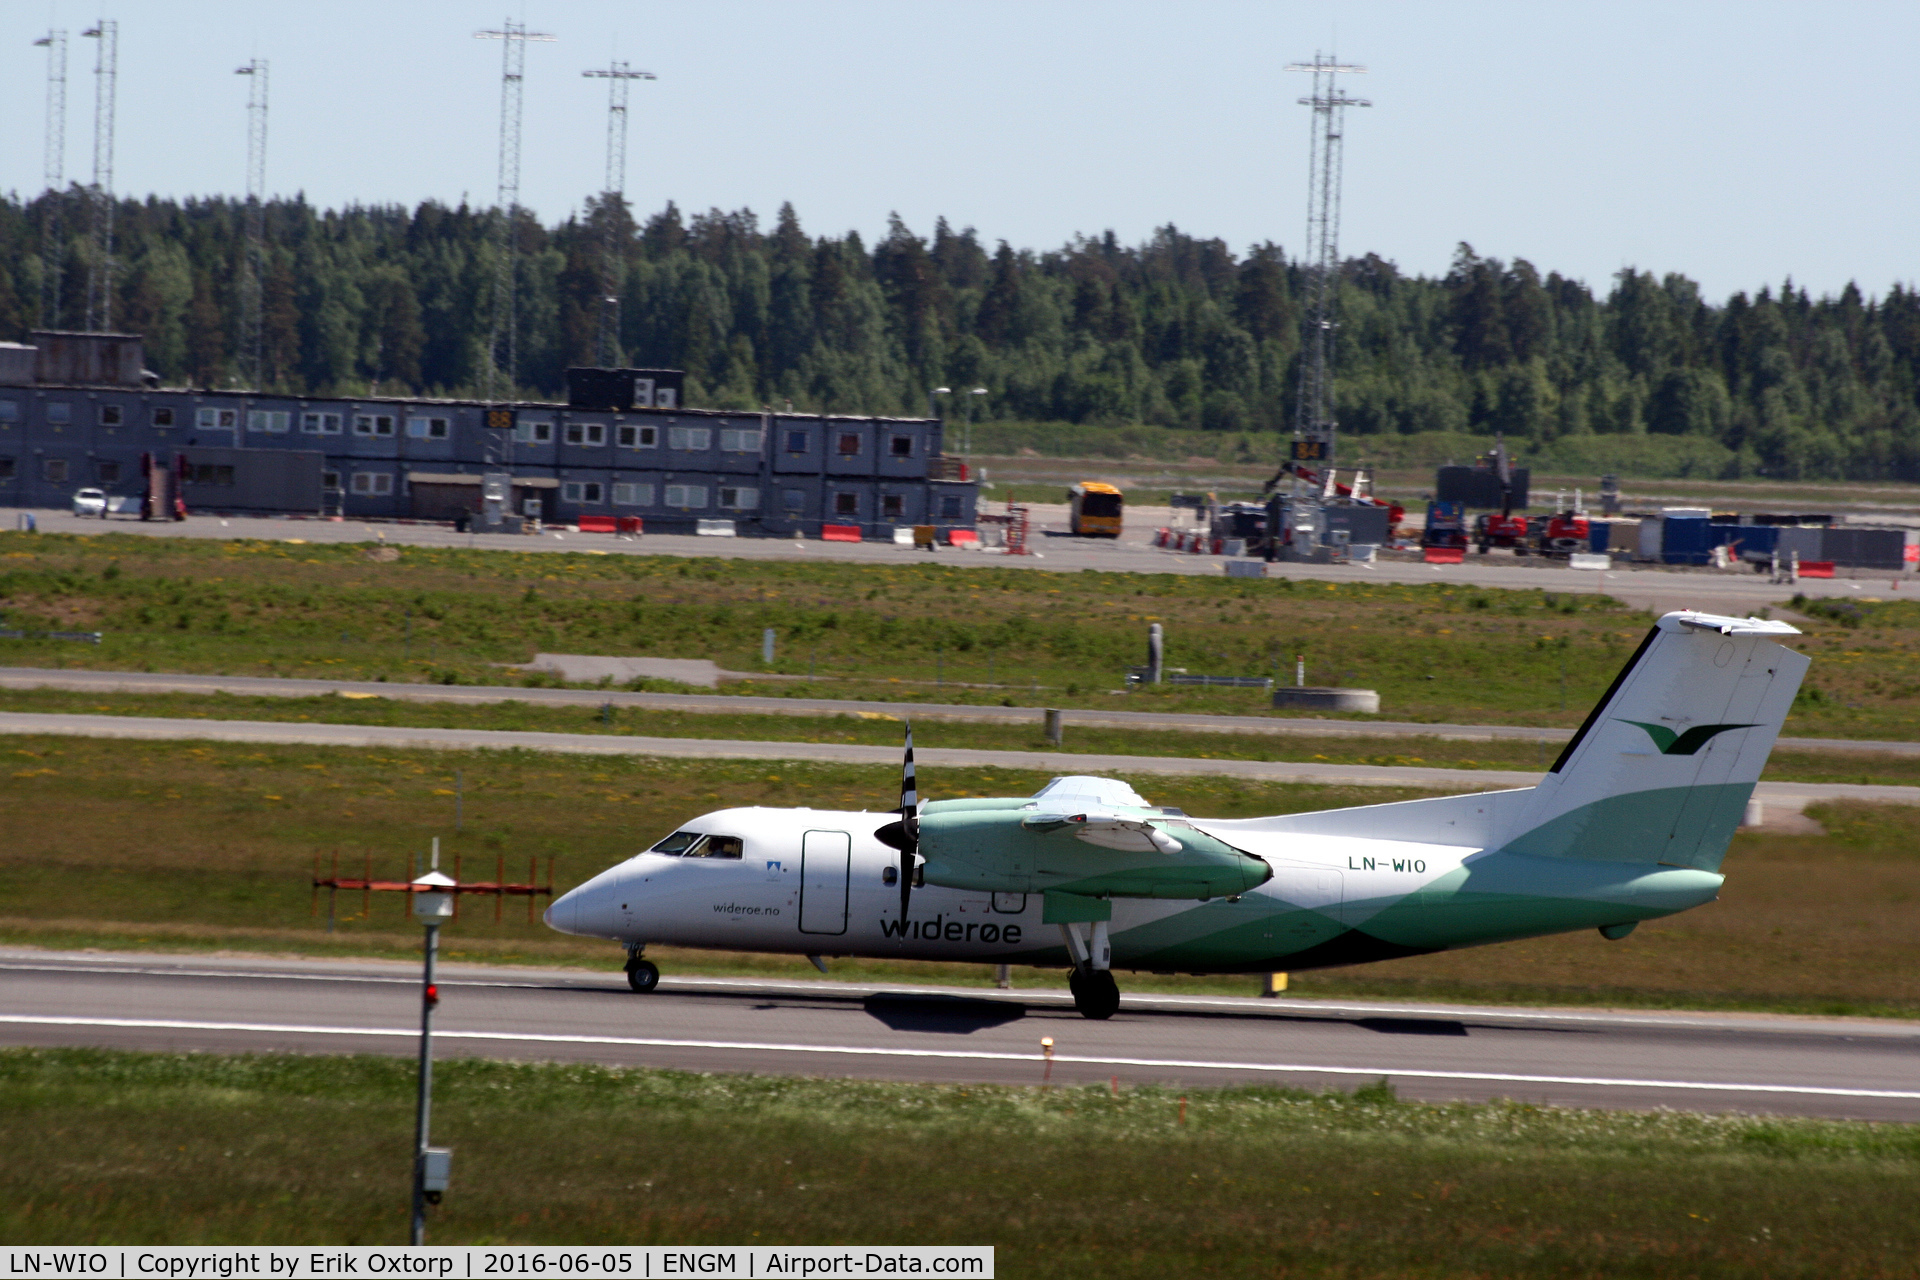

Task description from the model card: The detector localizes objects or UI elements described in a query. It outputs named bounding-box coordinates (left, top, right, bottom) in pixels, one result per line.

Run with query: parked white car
left=71, top=487, right=108, bottom=517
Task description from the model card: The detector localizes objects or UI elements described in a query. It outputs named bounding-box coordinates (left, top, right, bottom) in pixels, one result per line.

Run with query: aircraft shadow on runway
left=862, top=994, right=1028, bottom=1034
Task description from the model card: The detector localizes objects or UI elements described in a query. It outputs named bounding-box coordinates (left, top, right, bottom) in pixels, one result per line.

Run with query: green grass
left=3, top=685, right=1918, bottom=785
left=6, top=1047, right=1919, bottom=1275
left=4, top=527, right=1918, bottom=736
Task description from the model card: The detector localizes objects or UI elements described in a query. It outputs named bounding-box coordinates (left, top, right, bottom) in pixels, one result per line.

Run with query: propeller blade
left=898, top=721, right=917, bottom=921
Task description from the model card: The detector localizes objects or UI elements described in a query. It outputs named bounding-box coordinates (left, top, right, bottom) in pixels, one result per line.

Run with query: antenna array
left=475, top=20, right=556, bottom=399
left=236, top=59, right=269, bottom=389
left=82, top=19, right=117, bottom=334
left=1285, top=54, right=1368, bottom=472
left=582, top=60, right=655, bottom=366
left=33, top=29, right=67, bottom=329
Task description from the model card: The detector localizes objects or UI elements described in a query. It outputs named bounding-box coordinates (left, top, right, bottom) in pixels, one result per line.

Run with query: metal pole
left=410, top=918, right=439, bottom=1245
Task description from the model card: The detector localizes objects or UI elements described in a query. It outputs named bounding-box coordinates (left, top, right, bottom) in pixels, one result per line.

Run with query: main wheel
left=1069, top=969, right=1120, bottom=1020
left=626, top=959, right=660, bottom=993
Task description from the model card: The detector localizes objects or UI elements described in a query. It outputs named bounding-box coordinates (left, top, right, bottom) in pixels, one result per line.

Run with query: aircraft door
left=799, top=830, right=851, bottom=935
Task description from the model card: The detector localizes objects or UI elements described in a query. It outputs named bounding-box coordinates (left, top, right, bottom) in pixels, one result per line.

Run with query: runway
left=4, top=665, right=1914, bottom=757
left=5, top=949, right=1918, bottom=1121
left=1, top=707, right=1915, bottom=809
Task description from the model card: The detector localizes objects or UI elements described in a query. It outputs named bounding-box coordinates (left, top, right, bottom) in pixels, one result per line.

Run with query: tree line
left=1, top=188, right=1917, bottom=479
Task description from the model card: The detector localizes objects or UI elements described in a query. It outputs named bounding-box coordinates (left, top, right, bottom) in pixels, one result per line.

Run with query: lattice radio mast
left=81, top=20, right=117, bottom=333
left=235, top=60, right=269, bottom=389
left=33, top=29, right=67, bottom=329
left=475, top=20, right=556, bottom=399
left=1285, top=54, right=1368, bottom=475
left=582, top=60, right=654, bottom=366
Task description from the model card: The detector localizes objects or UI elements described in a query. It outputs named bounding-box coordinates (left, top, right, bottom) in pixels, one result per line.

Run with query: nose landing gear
left=623, top=944, right=659, bottom=993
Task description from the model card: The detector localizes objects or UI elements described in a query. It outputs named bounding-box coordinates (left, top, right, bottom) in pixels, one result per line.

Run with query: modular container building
left=0, top=333, right=978, bottom=539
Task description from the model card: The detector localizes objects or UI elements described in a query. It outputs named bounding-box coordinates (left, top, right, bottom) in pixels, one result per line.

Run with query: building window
left=617, top=424, right=659, bottom=449
left=515, top=418, right=554, bottom=444
left=881, top=494, right=904, bottom=519
left=667, top=426, right=712, bottom=451
left=303, top=412, right=343, bottom=435
left=322, top=471, right=341, bottom=491
left=890, top=434, right=914, bottom=457
left=719, top=486, right=759, bottom=511
left=96, top=461, right=121, bottom=484
left=560, top=481, right=605, bottom=503
left=785, top=429, right=809, bottom=454
left=664, top=483, right=708, bottom=508
left=783, top=488, right=806, bottom=511
left=99, top=404, right=124, bottom=426
left=188, top=464, right=236, bottom=486
left=42, top=458, right=68, bottom=482
left=612, top=482, right=654, bottom=506
left=47, top=402, right=72, bottom=425
left=0, top=400, right=20, bottom=423
left=151, top=406, right=175, bottom=427
left=353, top=414, right=396, bottom=437
left=0, top=457, right=14, bottom=479
left=247, top=410, right=291, bottom=434
left=406, top=416, right=451, bottom=440
left=833, top=492, right=858, bottom=516
left=350, top=472, right=394, bottom=495
left=719, top=428, right=763, bottom=453
left=836, top=432, right=861, bottom=456
left=939, top=494, right=963, bottom=519
left=196, top=407, right=239, bottom=430
left=564, top=422, right=608, bottom=447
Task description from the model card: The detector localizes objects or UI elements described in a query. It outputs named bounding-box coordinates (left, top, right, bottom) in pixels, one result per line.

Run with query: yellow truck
left=1068, top=481, right=1124, bottom=537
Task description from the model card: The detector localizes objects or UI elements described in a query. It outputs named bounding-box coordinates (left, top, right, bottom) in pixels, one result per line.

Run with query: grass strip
left=5, top=1046, right=1919, bottom=1276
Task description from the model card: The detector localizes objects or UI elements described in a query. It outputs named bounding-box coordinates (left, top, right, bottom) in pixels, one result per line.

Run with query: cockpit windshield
left=648, top=831, right=745, bottom=859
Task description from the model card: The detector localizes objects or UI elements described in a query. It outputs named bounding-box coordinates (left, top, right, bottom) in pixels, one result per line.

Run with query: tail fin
left=1503, top=610, right=1809, bottom=871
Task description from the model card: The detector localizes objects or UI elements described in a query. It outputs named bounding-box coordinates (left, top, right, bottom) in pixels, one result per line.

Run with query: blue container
left=1661, top=517, right=1714, bottom=566
left=1588, top=522, right=1611, bottom=554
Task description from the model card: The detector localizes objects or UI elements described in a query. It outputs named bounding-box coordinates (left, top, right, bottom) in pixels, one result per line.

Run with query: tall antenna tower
left=81, top=19, right=117, bottom=334
left=1285, top=54, right=1368, bottom=475
left=33, top=29, right=67, bottom=329
left=582, top=60, right=654, bottom=366
left=236, top=59, right=269, bottom=389
left=475, top=20, right=556, bottom=399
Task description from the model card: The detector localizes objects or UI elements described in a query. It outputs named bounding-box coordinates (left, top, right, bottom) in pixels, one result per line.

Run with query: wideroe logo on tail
left=1618, top=720, right=1758, bottom=756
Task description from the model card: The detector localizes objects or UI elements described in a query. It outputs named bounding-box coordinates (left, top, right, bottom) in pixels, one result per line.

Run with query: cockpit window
left=687, top=835, right=744, bottom=860
left=647, top=831, right=745, bottom=859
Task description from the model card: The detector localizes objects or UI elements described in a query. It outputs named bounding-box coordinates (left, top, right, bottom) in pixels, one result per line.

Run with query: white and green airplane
left=546, top=610, right=1808, bottom=1019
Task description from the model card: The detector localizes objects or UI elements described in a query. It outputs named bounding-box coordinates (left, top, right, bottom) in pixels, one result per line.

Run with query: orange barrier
left=821, top=524, right=863, bottom=542
left=617, top=515, right=643, bottom=534
left=947, top=529, right=979, bottom=546
left=1798, top=561, right=1835, bottom=578
left=1424, top=545, right=1466, bottom=564
left=577, top=515, right=618, bottom=533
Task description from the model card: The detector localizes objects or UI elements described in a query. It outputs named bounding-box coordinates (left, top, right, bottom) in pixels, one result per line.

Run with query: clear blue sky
left=4, top=1, right=1914, bottom=303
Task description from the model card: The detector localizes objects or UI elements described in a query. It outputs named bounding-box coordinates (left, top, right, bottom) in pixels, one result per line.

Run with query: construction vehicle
left=1068, top=482, right=1124, bottom=537
left=1536, top=505, right=1592, bottom=558
left=1422, top=500, right=1469, bottom=553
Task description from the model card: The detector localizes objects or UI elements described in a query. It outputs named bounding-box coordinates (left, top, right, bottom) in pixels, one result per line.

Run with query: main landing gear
left=624, top=943, right=659, bottom=993
left=1059, top=919, right=1121, bottom=1020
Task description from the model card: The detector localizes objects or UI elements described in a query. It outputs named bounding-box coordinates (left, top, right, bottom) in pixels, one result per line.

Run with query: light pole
left=409, top=857, right=456, bottom=1245
left=964, top=386, right=987, bottom=477
left=928, top=386, right=949, bottom=424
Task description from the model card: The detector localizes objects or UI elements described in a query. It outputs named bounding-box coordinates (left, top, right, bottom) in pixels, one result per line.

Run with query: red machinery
left=1539, top=509, right=1591, bottom=558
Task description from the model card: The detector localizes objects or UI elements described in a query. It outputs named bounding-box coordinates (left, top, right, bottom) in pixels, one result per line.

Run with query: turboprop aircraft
left=546, top=610, right=1809, bottom=1019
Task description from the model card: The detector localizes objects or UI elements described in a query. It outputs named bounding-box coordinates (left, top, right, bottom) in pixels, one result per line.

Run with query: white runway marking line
left=4, top=1013, right=1918, bottom=1101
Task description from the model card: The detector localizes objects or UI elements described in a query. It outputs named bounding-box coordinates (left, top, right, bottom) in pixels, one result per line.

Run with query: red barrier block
left=616, top=516, right=643, bottom=534
left=577, top=515, right=618, bottom=533
left=821, top=524, right=863, bottom=542
left=1424, top=545, right=1466, bottom=564
left=947, top=529, right=979, bottom=546
left=1798, top=561, right=1835, bottom=578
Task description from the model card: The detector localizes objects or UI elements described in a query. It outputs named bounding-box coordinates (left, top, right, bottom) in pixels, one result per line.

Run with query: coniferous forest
left=4, top=189, right=1920, bottom=480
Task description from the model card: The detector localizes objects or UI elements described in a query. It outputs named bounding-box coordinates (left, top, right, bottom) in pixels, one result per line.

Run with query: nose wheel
left=1068, top=968, right=1119, bottom=1020
left=624, top=947, right=660, bottom=993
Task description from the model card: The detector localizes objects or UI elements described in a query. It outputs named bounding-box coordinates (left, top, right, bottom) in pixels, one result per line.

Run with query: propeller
left=896, top=721, right=918, bottom=922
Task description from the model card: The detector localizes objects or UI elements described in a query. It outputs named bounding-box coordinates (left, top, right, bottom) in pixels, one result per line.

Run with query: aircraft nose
left=544, top=887, right=583, bottom=935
